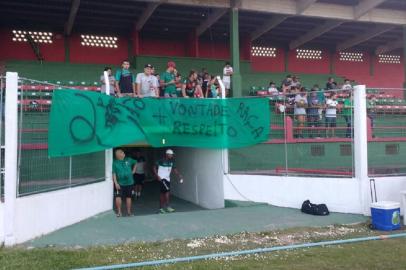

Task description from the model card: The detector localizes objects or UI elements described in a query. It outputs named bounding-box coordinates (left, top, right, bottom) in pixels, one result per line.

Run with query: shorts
left=114, top=185, right=133, bottom=198
left=133, top=173, right=145, bottom=186
left=223, top=81, right=230, bottom=90
left=325, top=117, right=336, bottom=127
left=159, top=179, right=170, bottom=193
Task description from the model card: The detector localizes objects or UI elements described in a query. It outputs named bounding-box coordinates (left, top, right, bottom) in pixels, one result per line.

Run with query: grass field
left=1, top=224, right=405, bottom=270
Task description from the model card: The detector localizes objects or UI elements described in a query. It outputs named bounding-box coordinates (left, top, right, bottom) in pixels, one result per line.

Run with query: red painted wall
left=288, top=49, right=330, bottom=74
left=0, top=29, right=65, bottom=62
left=199, top=41, right=230, bottom=59
left=372, top=56, right=404, bottom=88
left=69, top=34, right=128, bottom=65
left=140, top=38, right=186, bottom=57
left=334, top=52, right=371, bottom=80
left=251, top=48, right=285, bottom=73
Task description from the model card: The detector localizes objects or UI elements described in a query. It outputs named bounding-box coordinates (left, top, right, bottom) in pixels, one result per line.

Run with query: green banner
left=49, top=90, right=270, bottom=157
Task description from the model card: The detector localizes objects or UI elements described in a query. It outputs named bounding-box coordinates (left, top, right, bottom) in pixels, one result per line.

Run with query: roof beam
left=250, top=15, right=289, bottom=41
left=196, top=8, right=228, bottom=36
left=135, top=1, right=163, bottom=31
left=237, top=0, right=406, bottom=25
left=296, top=0, right=318, bottom=14
left=289, top=20, right=343, bottom=50
left=375, top=39, right=403, bottom=55
left=337, top=24, right=395, bottom=51
left=354, top=0, right=387, bottom=19
left=64, top=0, right=80, bottom=35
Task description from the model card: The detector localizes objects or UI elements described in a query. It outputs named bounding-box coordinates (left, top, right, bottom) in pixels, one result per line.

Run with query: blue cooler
left=371, top=201, right=401, bottom=231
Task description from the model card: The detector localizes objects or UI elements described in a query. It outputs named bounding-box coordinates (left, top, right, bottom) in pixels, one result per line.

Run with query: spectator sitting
left=182, top=70, right=204, bottom=98
left=268, top=81, right=279, bottom=96
left=175, top=73, right=182, bottom=97
left=151, top=66, right=160, bottom=96
left=294, top=87, right=308, bottom=138
left=281, top=74, right=292, bottom=93
left=100, top=66, right=116, bottom=95
left=325, top=92, right=338, bottom=138
left=341, top=79, right=352, bottom=90
left=307, top=88, right=322, bottom=138
left=202, top=73, right=210, bottom=98
left=209, top=76, right=219, bottom=98
left=326, top=77, right=337, bottom=90
left=291, top=75, right=301, bottom=88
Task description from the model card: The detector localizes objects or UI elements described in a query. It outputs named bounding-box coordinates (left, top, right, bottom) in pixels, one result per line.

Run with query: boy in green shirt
left=342, top=94, right=353, bottom=138
left=113, top=148, right=137, bottom=217
left=160, top=61, right=177, bottom=97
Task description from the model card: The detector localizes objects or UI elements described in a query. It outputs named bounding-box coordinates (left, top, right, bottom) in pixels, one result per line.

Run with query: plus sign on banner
left=48, top=90, right=270, bottom=157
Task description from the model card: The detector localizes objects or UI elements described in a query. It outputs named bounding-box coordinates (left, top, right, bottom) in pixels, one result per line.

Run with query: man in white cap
left=153, top=149, right=183, bottom=214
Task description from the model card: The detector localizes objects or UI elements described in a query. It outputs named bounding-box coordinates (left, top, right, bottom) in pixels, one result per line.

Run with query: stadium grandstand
left=0, top=0, right=405, bottom=249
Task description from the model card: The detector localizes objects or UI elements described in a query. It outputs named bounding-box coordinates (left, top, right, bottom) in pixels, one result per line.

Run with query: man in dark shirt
left=326, top=77, right=337, bottom=90
left=115, top=60, right=136, bottom=97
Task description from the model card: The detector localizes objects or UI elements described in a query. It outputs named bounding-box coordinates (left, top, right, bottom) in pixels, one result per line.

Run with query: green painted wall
left=5, top=58, right=340, bottom=95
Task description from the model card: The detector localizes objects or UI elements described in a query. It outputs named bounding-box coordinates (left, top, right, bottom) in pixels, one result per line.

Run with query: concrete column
left=329, top=50, right=335, bottom=75
left=4, top=72, right=18, bottom=246
left=230, top=7, right=242, bottom=97
left=64, top=36, right=70, bottom=63
left=284, top=47, right=289, bottom=73
left=353, top=85, right=370, bottom=215
left=129, top=30, right=140, bottom=59
left=103, top=71, right=113, bottom=210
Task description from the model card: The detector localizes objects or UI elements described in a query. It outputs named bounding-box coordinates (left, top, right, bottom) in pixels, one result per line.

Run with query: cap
left=167, top=61, right=176, bottom=68
left=144, top=64, right=153, bottom=68
left=166, top=149, right=174, bottom=155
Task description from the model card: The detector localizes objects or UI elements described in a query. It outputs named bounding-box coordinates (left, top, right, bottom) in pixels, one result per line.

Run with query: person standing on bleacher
left=115, top=60, right=136, bottom=97
left=100, top=67, right=116, bottom=95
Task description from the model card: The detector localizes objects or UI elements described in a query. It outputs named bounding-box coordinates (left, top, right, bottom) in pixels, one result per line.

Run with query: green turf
left=2, top=226, right=406, bottom=270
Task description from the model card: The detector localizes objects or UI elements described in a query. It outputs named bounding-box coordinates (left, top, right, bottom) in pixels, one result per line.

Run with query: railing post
left=103, top=71, right=113, bottom=207
left=353, top=85, right=370, bottom=215
left=4, top=72, right=18, bottom=246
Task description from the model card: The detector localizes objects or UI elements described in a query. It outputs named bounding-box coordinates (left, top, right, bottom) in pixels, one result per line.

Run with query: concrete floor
left=26, top=181, right=368, bottom=247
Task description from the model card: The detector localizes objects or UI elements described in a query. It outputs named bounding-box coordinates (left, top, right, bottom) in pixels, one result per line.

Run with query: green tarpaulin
left=49, top=90, right=270, bottom=157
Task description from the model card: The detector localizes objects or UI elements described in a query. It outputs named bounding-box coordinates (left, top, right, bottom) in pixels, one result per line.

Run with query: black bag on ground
left=301, top=200, right=330, bottom=216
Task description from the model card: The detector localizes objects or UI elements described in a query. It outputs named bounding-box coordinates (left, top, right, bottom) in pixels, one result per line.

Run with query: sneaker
left=166, top=207, right=175, bottom=213
left=158, top=208, right=166, bottom=214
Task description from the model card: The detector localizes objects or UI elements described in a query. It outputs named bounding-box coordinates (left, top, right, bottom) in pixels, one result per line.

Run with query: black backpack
left=301, top=200, right=330, bottom=216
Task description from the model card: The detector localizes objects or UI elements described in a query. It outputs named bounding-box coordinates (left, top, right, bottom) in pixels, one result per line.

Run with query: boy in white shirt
left=325, top=93, right=338, bottom=138
left=222, top=62, right=233, bottom=96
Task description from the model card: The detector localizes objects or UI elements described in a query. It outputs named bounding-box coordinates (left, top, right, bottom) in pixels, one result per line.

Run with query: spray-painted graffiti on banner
left=49, top=90, right=270, bottom=157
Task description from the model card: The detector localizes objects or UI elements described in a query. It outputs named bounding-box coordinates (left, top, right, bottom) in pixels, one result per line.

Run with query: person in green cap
left=113, top=148, right=137, bottom=217
left=160, top=61, right=177, bottom=98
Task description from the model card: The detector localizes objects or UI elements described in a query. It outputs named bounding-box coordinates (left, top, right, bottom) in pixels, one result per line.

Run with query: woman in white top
left=294, top=87, right=308, bottom=138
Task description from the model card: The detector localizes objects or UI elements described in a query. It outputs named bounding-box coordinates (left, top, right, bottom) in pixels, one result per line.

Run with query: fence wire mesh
left=367, top=88, right=406, bottom=177
left=17, top=78, right=105, bottom=196
left=230, top=87, right=355, bottom=177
